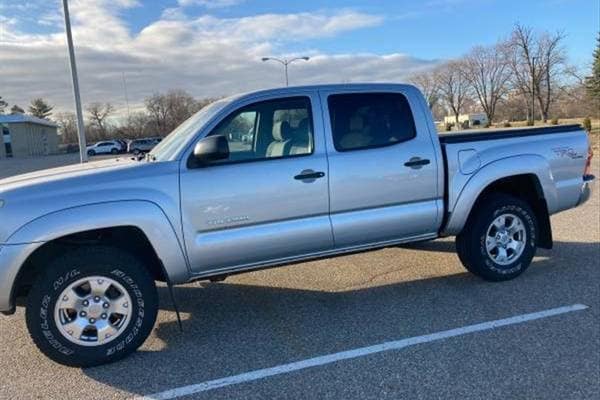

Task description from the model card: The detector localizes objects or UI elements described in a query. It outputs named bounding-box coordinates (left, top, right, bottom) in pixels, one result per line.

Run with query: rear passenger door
left=320, top=89, right=441, bottom=248
left=180, top=94, right=333, bottom=274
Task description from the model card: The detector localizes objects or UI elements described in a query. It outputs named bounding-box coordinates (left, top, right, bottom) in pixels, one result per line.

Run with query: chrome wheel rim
left=485, top=213, right=527, bottom=266
left=54, top=276, right=132, bottom=347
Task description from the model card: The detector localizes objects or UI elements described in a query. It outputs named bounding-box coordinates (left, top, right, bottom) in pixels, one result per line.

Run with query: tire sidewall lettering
left=105, top=269, right=145, bottom=357
left=40, top=269, right=81, bottom=356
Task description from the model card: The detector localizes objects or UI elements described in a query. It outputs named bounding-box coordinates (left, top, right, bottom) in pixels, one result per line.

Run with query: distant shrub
left=551, top=118, right=559, bottom=125
left=503, top=122, right=512, bottom=128
left=445, top=123, right=453, bottom=131
left=583, top=117, right=592, bottom=132
left=526, top=120, right=534, bottom=126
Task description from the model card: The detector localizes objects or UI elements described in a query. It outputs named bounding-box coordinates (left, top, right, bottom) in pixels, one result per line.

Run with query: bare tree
left=463, top=44, right=512, bottom=125
left=86, top=102, right=114, bottom=136
left=55, top=112, right=79, bottom=144
left=165, top=90, right=209, bottom=132
left=145, top=93, right=172, bottom=135
left=547, top=65, right=597, bottom=119
left=145, top=90, right=212, bottom=135
left=409, top=70, right=440, bottom=109
left=435, top=60, right=471, bottom=129
left=508, top=24, right=566, bottom=122
left=122, top=111, right=152, bottom=139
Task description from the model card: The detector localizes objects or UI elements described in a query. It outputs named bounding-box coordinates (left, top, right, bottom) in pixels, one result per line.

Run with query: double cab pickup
left=0, top=84, right=594, bottom=366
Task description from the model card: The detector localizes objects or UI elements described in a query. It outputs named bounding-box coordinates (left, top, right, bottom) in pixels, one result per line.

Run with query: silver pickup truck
left=0, top=84, right=594, bottom=367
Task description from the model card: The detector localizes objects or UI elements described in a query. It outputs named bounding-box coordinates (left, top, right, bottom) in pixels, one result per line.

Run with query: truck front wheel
left=456, top=194, right=538, bottom=281
left=25, top=246, right=158, bottom=367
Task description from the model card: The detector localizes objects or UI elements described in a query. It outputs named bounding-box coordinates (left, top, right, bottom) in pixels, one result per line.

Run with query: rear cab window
left=327, top=92, right=416, bottom=152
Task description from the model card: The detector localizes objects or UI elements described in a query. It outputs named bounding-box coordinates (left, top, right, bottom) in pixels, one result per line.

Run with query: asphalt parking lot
left=0, top=158, right=598, bottom=400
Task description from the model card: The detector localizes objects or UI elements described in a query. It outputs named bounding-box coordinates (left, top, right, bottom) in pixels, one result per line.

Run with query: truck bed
left=438, top=122, right=590, bottom=237
left=438, top=124, right=582, bottom=144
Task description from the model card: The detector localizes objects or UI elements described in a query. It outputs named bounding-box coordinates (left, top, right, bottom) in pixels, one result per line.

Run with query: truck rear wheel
left=456, top=194, right=538, bottom=281
left=25, top=246, right=158, bottom=367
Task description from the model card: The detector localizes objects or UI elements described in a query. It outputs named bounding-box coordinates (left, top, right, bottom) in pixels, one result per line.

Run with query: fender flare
left=442, top=155, right=558, bottom=236
left=6, top=200, right=191, bottom=284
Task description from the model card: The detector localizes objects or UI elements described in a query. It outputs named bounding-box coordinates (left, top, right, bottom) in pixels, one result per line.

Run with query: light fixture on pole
left=62, top=0, right=87, bottom=163
left=261, top=56, right=310, bottom=87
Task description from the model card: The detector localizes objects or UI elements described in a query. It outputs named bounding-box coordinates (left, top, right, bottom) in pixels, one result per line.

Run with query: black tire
left=87, top=150, right=95, bottom=156
left=132, top=149, right=141, bottom=155
left=456, top=194, right=538, bottom=282
left=25, top=246, right=158, bottom=368
left=111, top=148, right=118, bottom=154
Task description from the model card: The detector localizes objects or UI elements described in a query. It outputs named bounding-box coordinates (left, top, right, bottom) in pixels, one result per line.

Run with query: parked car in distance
left=0, top=83, right=594, bottom=367
left=115, top=139, right=128, bottom=154
left=128, top=138, right=161, bottom=155
left=86, top=141, right=122, bottom=156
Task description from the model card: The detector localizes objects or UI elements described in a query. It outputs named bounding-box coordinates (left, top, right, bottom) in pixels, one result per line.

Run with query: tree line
left=54, top=90, right=217, bottom=144
left=0, top=97, right=54, bottom=120
left=410, top=24, right=599, bottom=129
left=0, top=90, right=216, bottom=144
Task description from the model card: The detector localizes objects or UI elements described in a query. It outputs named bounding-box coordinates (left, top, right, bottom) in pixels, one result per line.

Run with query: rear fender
left=442, top=155, right=558, bottom=236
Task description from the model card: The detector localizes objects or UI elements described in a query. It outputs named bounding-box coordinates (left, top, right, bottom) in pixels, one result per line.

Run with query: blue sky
left=0, top=0, right=597, bottom=112
left=150, top=0, right=596, bottom=63
left=6, top=0, right=595, bottom=61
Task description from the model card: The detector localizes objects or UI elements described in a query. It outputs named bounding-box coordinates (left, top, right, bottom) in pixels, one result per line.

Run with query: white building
left=444, top=113, right=489, bottom=128
left=0, top=115, right=59, bottom=158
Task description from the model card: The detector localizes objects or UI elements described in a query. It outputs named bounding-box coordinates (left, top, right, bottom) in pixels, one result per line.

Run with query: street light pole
left=122, top=72, right=131, bottom=120
left=261, top=57, right=310, bottom=87
left=62, top=0, right=87, bottom=163
left=531, top=56, right=537, bottom=126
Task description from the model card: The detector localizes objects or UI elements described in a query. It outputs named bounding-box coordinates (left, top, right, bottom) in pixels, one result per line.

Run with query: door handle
left=294, top=170, right=325, bottom=181
left=404, top=157, right=430, bottom=169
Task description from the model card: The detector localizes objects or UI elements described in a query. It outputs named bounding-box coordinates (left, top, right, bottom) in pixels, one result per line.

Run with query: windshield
left=150, top=98, right=231, bottom=161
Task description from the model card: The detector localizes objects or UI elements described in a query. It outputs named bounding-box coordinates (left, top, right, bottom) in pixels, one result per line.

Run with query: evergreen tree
left=10, top=104, right=25, bottom=114
left=586, top=33, right=600, bottom=103
left=0, top=96, right=8, bottom=114
left=28, top=98, right=54, bottom=119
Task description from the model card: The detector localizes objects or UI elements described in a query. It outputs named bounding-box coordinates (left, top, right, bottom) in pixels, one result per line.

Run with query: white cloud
left=0, top=15, right=17, bottom=27
left=137, top=11, right=384, bottom=45
left=0, top=3, right=438, bottom=116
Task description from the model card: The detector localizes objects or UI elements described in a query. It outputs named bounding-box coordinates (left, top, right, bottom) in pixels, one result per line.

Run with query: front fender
left=5, top=200, right=190, bottom=283
left=442, top=155, right=558, bottom=236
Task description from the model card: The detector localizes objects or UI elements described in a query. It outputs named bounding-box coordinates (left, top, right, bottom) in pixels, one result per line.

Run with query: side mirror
left=192, top=135, right=229, bottom=166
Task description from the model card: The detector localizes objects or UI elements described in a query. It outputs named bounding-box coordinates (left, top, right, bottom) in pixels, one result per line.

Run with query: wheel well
left=469, top=174, right=552, bottom=249
left=13, top=226, right=167, bottom=303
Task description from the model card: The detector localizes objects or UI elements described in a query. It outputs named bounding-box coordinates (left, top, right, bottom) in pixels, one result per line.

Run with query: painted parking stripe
left=135, top=304, right=588, bottom=400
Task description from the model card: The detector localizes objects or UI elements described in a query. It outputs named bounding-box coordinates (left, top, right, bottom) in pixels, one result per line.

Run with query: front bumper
left=577, top=174, right=596, bottom=206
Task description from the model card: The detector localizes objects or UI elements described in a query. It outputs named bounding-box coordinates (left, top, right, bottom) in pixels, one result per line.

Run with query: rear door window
left=327, top=92, right=416, bottom=152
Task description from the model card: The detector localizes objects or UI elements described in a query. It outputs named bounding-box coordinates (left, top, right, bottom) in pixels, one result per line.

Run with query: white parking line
left=135, top=304, right=588, bottom=400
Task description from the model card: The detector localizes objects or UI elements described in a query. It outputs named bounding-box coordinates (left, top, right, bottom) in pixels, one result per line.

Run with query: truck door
left=320, top=88, right=441, bottom=248
left=179, top=93, right=333, bottom=274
